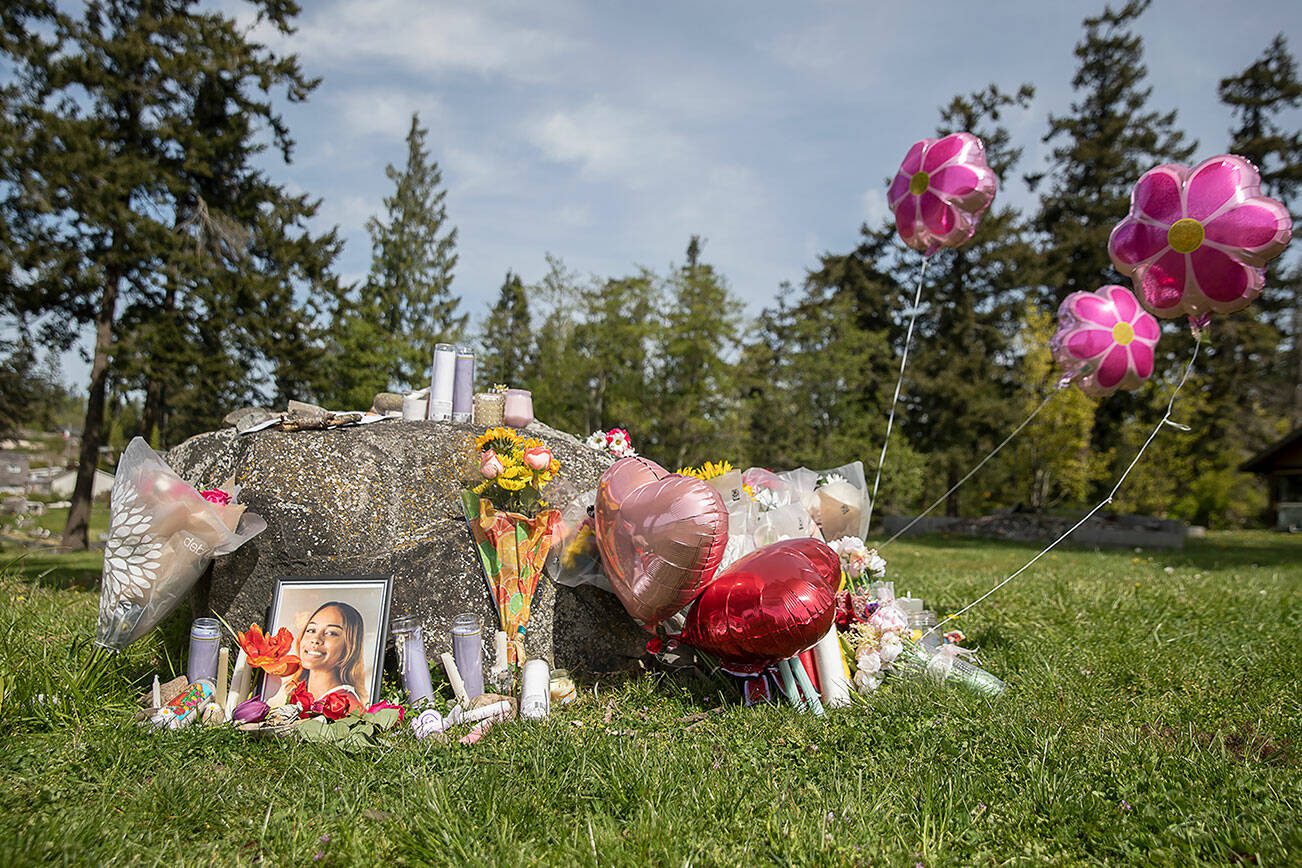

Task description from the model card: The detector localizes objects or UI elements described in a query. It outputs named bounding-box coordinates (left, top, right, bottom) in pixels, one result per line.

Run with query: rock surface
left=168, top=419, right=646, bottom=672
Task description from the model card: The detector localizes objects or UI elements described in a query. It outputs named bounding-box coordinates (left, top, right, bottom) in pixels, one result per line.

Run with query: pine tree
left=1030, top=0, right=1195, bottom=301
left=1219, top=33, right=1302, bottom=427
left=348, top=112, right=464, bottom=397
left=527, top=256, right=589, bottom=434
left=1029, top=0, right=1195, bottom=496
left=574, top=272, right=658, bottom=439
left=0, top=0, right=340, bottom=548
left=738, top=228, right=928, bottom=511
left=479, top=272, right=534, bottom=389
left=901, top=83, right=1038, bottom=516
left=998, top=303, right=1100, bottom=510
left=649, top=237, right=744, bottom=468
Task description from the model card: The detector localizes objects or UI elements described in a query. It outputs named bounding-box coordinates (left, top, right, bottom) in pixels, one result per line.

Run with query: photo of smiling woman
left=261, top=577, right=393, bottom=709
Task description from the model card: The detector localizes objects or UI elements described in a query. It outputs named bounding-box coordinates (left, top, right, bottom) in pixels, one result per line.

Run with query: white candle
left=814, top=628, right=852, bottom=708
left=428, top=344, right=456, bottom=421
left=440, top=652, right=470, bottom=706
left=224, top=649, right=250, bottom=718
left=215, top=647, right=230, bottom=710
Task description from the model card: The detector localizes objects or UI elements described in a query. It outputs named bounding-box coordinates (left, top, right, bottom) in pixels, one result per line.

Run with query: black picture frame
left=260, top=575, right=394, bottom=707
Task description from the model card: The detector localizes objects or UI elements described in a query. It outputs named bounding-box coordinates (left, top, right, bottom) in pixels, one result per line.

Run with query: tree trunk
left=63, top=269, right=119, bottom=550
left=944, top=464, right=960, bottom=517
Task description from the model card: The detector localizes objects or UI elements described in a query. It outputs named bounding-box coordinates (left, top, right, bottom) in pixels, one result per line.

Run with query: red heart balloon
left=682, top=537, right=839, bottom=675
left=594, top=457, right=728, bottom=629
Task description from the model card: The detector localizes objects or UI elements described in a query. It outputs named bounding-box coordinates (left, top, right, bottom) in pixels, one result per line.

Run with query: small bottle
left=187, top=618, right=222, bottom=684
left=391, top=615, right=435, bottom=706
left=450, top=614, right=485, bottom=701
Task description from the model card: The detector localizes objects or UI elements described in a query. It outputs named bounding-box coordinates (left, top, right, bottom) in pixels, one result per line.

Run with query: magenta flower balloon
left=1108, top=154, right=1292, bottom=320
left=1051, top=285, right=1161, bottom=398
left=887, top=132, right=998, bottom=255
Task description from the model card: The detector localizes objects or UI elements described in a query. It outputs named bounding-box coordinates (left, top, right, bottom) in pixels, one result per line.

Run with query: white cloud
left=860, top=187, right=890, bottom=226
left=527, top=99, right=694, bottom=185
left=269, top=0, right=580, bottom=80
left=329, top=89, right=439, bottom=141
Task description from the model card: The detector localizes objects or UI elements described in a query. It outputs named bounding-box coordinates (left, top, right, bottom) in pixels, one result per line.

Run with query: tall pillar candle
left=450, top=613, right=485, bottom=701
left=427, top=343, right=456, bottom=421
left=451, top=348, right=475, bottom=423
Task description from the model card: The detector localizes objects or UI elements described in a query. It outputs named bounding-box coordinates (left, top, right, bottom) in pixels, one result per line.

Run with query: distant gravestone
left=167, top=420, right=646, bottom=672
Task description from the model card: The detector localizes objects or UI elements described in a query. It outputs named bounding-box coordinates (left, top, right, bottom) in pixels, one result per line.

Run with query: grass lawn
left=0, top=531, right=1297, bottom=865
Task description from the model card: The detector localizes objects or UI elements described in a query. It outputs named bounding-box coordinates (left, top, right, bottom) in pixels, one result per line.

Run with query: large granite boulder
left=167, top=420, right=646, bottom=672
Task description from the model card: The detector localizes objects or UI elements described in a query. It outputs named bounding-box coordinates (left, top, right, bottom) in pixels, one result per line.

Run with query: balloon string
left=881, top=386, right=1065, bottom=549
left=923, top=332, right=1202, bottom=640
left=866, top=253, right=931, bottom=536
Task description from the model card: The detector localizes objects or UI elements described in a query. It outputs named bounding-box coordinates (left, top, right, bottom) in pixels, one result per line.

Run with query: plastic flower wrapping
left=462, top=427, right=562, bottom=664
left=96, top=438, right=266, bottom=651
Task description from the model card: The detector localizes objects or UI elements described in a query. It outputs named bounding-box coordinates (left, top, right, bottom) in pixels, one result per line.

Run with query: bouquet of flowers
left=96, top=438, right=266, bottom=651
left=461, top=427, right=562, bottom=665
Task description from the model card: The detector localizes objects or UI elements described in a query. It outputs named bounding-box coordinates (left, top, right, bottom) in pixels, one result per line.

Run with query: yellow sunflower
left=476, top=426, right=521, bottom=454
left=496, top=464, right=533, bottom=492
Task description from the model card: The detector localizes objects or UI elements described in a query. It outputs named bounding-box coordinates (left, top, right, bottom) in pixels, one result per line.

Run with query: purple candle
left=452, top=348, right=475, bottom=423
left=187, top=618, right=221, bottom=684
left=450, top=613, right=485, bottom=700
left=391, top=615, right=435, bottom=705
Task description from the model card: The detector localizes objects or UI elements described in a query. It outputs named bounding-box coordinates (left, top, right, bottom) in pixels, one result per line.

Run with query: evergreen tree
left=0, top=0, right=340, bottom=548
left=997, top=303, right=1100, bottom=511
left=648, top=237, right=744, bottom=468
left=1029, top=0, right=1195, bottom=497
left=1030, top=0, right=1195, bottom=302
left=1218, top=33, right=1302, bottom=427
left=575, top=272, right=658, bottom=440
left=901, top=83, right=1037, bottom=516
left=527, top=256, right=589, bottom=434
left=479, top=271, right=534, bottom=389
left=738, top=229, right=928, bottom=511
left=326, top=112, right=464, bottom=406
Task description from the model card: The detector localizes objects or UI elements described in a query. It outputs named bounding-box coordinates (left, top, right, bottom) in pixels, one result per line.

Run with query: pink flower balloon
left=1108, top=154, right=1292, bottom=320
left=887, top=132, right=998, bottom=255
left=1051, top=285, right=1161, bottom=398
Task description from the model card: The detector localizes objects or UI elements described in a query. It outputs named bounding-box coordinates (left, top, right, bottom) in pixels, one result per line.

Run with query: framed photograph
left=260, top=576, right=393, bottom=708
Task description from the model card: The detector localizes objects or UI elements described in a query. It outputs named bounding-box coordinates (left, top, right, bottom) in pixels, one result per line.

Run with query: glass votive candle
left=473, top=392, right=505, bottom=427
left=450, top=613, right=485, bottom=701
left=187, top=617, right=222, bottom=684
left=391, top=614, right=435, bottom=706
left=503, top=388, right=534, bottom=428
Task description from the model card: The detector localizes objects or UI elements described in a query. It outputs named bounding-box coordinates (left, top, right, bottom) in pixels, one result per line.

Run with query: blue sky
left=57, top=0, right=1302, bottom=383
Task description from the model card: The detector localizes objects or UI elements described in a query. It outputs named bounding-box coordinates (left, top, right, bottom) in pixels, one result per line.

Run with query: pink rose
left=479, top=450, right=504, bottom=479
left=522, top=444, right=552, bottom=471
left=200, top=489, right=231, bottom=505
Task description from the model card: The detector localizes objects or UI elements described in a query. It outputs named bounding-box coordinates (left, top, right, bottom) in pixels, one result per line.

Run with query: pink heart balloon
left=594, top=457, right=728, bottom=629
left=682, top=537, right=840, bottom=676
